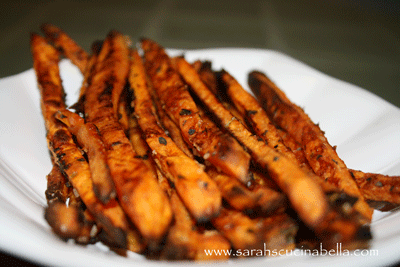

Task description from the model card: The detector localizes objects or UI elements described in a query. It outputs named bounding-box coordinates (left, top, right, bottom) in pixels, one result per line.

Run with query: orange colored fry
left=248, top=70, right=373, bottom=223
left=141, top=38, right=251, bottom=184
left=129, top=49, right=221, bottom=222
left=83, top=32, right=172, bottom=246
left=55, top=109, right=116, bottom=204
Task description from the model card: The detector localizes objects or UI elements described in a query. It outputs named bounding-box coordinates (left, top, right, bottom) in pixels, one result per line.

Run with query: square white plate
left=1, top=48, right=400, bottom=267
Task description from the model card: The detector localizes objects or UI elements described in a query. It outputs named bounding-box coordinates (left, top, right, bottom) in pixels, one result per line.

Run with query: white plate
left=0, top=48, right=400, bottom=267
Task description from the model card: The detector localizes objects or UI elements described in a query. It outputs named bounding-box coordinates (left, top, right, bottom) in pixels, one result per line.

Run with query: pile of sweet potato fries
left=30, top=24, right=399, bottom=261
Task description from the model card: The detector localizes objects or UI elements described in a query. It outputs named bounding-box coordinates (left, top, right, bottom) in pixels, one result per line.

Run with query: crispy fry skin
left=141, top=39, right=251, bottom=184
left=156, top=103, right=194, bottom=158
left=350, top=169, right=400, bottom=204
left=192, top=60, right=218, bottom=95
left=45, top=201, right=97, bottom=244
left=138, top=60, right=194, bottom=158
left=261, top=213, right=298, bottom=254
left=206, top=167, right=286, bottom=214
left=219, top=70, right=300, bottom=166
left=31, top=33, right=133, bottom=250
left=117, top=84, right=131, bottom=132
left=45, top=165, right=100, bottom=245
left=70, top=41, right=103, bottom=114
left=174, top=56, right=328, bottom=229
left=278, top=124, right=400, bottom=207
left=248, top=71, right=373, bottom=222
left=275, top=127, right=310, bottom=168
left=212, top=208, right=297, bottom=254
left=84, top=32, right=172, bottom=246
left=176, top=57, right=373, bottom=249
left=129, top=50, right=221, bottom=222
left=160, top=183, right=230, bottom=261
left=45, top=163, right=70, bottom=204
left=41, top=23, right=88, bottom=73
left=191, top=60, right=249, bottom=129
left=55, top=109, right=116, bottom=204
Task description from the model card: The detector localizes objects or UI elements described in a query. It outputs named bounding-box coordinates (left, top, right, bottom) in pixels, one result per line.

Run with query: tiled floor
left=0, top=0, right=399, bottom=107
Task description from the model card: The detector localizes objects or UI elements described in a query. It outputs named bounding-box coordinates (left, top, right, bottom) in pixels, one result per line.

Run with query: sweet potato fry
left=45, top=163, right=70, bottom=204
left=191, top=60, right=248, bottom=129
left=45, top=201, right=97, bottom=244
left=55, top=109, right=116, bottom=204
left=350, top=169, right=400, bottom=204
left=191, top=60, right=218, bottom=95
left=129, top=49, right=221, bottom=222
left=41, top=23, right=88, bottom=73
left=160, top=182, right=230, bottom=261
left=70, top=41, right=102, bottom=114
left=31, top=33, right=135, bottom=250
left=248, top=70, right=373, bottom=222
left=277, top=121, right=399, bottom=208
left=175, top=56, right=372, bottom=249
left=212, top=208, right=297, bottom=254
left=138, top=67, right=193, bottom=158
left=219, top=70, right=301, bottom=166
left=206, top=167, right=286, bottom=215
left=83, top=31, right=172, bottom=246
left=117, top=84, right=131, bottom=132
left=174, top=56, right=327, bottom=228
left=141, top=38, right=251, bottom=184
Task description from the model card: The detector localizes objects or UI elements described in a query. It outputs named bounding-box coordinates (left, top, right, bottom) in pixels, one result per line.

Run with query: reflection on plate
left=0, top=49, right=400, bottom=267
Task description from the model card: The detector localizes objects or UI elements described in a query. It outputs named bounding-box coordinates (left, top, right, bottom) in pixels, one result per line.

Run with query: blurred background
left=0, top=0, right=399, bottom=108
left=0, top=0, right=399, bottom=266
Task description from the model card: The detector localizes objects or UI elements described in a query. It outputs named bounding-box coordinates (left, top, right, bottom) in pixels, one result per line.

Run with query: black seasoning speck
left=375, top=181, right=383, bottom=187
left=332, top=159, right=338, bottom=164
left=366, top=177, right=372, bottom=182
left=77, top=158, right=86, bottom=162
left=316, top=154, right=322, bottom=160
left=273, top=156, right=279, bottom=162
left=159, top=137, right=167, bottom=145
left=247, top=110, right=257, bottom=116
left=188, top=129, right=195, bottom=135
left=273, top=145, right=278, bottom=149
left=179, top=109, right=192, bottom=116
left=111, top=141, right=122, bottom=147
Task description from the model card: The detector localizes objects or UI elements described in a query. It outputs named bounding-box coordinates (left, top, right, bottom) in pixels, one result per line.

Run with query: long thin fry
left=219, top=70, right=301, bottom=166
left=174, top=56, right=327, bottom=228
left=350, top=169, right=400, bottom=204
left=83, top=31, right=172, bottom=247
left=141, top=38, right=251, bottom=184
left=45, top=163, right=70, bottom=204
left=41, top=23, right=88, bottom=73
left=175, top=56, right=372, bottom=249
left=191, top=60, right=248, bottom=128
left=70, top=41, right=102, bottom=114
left=31, top=33, right=135, bottom=250
left=206, top=167, right=286, bottom=214
left=55, top=109, right=116, bottom=204
left=159, top=173, right=230, bottom=261
left=212, top=208, right=297, bottom=254
left=248, top=70, right=373, bottom=222
left=129, top=49, right=221, bottom=222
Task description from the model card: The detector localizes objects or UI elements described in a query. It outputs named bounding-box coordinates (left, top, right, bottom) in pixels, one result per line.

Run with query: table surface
left=0, top=0, right=399, bottom=266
